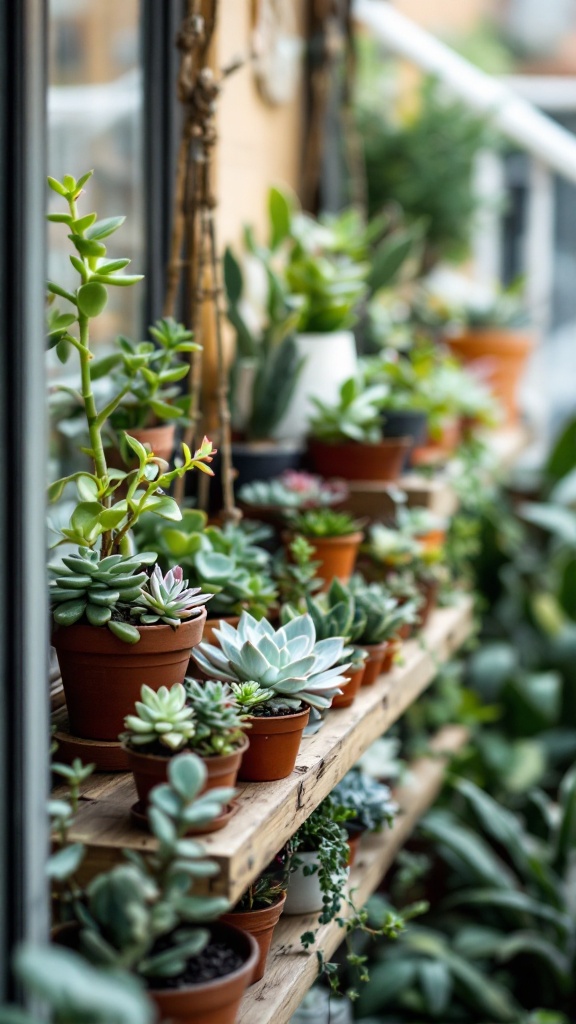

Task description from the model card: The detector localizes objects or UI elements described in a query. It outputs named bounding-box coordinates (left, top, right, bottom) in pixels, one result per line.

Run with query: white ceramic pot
left=272, top=330, right=358, bottom=441
left=283, top=851, right=349, bottom=916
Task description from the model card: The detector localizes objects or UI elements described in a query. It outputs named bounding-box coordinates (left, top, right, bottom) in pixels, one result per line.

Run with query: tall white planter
left=272, top=330, right=358, bottom=441
left=283, top=851, right=349, bottom=916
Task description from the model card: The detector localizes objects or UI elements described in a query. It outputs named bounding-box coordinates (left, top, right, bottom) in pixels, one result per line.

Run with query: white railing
left=352, top=0, right=576, bottom=339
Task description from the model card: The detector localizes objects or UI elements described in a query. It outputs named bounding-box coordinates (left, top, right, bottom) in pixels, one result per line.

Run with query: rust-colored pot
left=417, top=577, right=439, bottom=627
left=107, top=423, right=176, bottom=467
left=380, top=638, right=400, bottom=673
left=416, top=528, right=446, bottom=552
left=238, top=707, right=310, bottom=782
left=445, top=328, right=534, bottom=426
left=52, top=612, right=207, bottom=742
left=122, top=732, right=250, bottom=806
left=283, top=530, right=363, bottom=590
left=411, top=418, right=461, bottom=467
left=331, top=664, right=365, bottom=708
left=358, top=641, right=389, bottom=686
left=221, top=892, right=287, bottom=984
left=308, top=438, right=411, bottom=482
left=149, top=923, right=259, bottom=1024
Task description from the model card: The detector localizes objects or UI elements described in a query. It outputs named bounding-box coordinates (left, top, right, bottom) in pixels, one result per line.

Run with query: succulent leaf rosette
left=131, top=566, right=212, bottom=627
left=124, top=683, right=195, bottom=752
left=191, top=611, right=349, bottom=715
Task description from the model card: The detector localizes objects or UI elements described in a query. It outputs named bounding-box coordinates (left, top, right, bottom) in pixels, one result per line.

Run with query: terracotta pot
left=358, top=642, right=389, bottom=686
left=445, top=327, right=534, bottom=425
left=237, top=707, right=310, bottom=782
left=52, top=612, right=207, bottom=742
left=149, top=922, right=259, bottom=1024
left=122, top=732, right=250, bottom=806
left=380, top=638, right=400, bottom=674
left=416, top=528, right=446, bottom=552
left=308, top=438, right=411, bottom=482
left=107, top=423, right=176, bottom=467
left=331, top=664, right=365, bottom=708
left=283, top=530, right=363, bottom=590
left=221, top=892, right=287, bottom=984
left=411, top=418, right=461, bottom=467
left=418, top=578, right=439, bottom=627
left=346, top=831, right=362, bottom=868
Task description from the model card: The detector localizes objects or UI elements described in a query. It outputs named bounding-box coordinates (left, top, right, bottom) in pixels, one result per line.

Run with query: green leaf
left=69, top=234, right=107, bottom=259
left=91, top=272, right=144, bottom=287
left=53, top=600, right=86, bottom=626
left=47, top=175, right=67, bottom=196
left=268, top=186, right=292, bottom=249
left=70, top=502, right=104, bottom=533
left=47, top=843, right=84, bottom=880
left=47, top=212, right=73, bottom=224
left=97, top=258, right=131, bottom=275
left=223, top=247, right=243, bottom=304
left=144, top=495, right=182, bottom=521
left=167, top=753, right=206, bottom=802
left=86, top=216, right=126, bottom=240
left=97, top=507, right=126, bottom=529
left=70, top=255, right=88, bottom=281
left=47, top=281, right=77, bottom=304
left=77, top=281, right=108, bottom=318
left=107, top=620, right=141, bottom=643
left=73, top=212, right=97, bottom=233
left=148, top=399, right=183, bottom=420
left=418, top=959, right=452, bottom=1015
left=546, top=416, right=576, bottom=486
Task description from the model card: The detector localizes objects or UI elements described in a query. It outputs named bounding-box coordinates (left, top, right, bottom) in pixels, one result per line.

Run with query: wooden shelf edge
left=237, top=724, right=469, bottom=1024
left=66, top=598, right=474, bottom=902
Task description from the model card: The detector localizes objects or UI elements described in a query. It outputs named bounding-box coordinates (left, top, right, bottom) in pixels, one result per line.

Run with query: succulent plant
left=123, top=684, right=195, bottom=752
left=191, top=612, right=349, bottom=714
left=75, top=753, right=232, bottom=979
left=230, top=681, right=276, bottom=710
left=308, top=377, right=388, bottom=445
left=332, top=768, right=397, bottom=833
left=49, top=547, right=158, bottom=643
left=238, top=471, right=348, bottom=511
left=234, top=874, right=288, bottom=913
left=131, top=565, right=212, bottom=627
left=282, top=577, right=365, bottom=644
left=350, top=577, right=418, bottom=646
left=289, top=508, right=364, bottom=539
left=368, top=523, right=422, bottom=567
left=273, top=535, right=322, bottom=608
left=184, top=678, right=247, bottom=756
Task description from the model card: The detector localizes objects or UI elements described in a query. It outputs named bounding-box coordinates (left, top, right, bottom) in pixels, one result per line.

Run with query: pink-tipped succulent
left=132, top=565, right=213, bottom=627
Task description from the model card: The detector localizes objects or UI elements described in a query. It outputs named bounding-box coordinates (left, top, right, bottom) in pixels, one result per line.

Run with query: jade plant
left=123, top=681, right=247, bottom=758
left=308, top=377, right=389, bottom=444
left=289, top=508, right=364, bottom=539
left=46, top=171, right=216, bottom=559
left=49, top=550, right=212, bottom=643
left=191, top=612, right=349, bottom=717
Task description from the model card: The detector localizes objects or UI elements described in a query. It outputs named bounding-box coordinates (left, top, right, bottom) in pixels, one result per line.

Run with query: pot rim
left=224, top=891, right=287, bottom=919
left=147, top=922, right=259, bottom=998
left=52, top=608, right=207, bottom=647
left=282, top=529, right=364, bottom=546
left=309, top=437, right=412, bottom=451
left=246, top=705, right=310, bottom=724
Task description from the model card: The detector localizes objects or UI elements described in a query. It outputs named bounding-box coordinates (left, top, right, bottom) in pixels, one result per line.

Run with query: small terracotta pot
left=283, top=530, right=363, bottom=589
left=418, top=578, right=439, bottom=627
left=149, top=922, right=259, bottom=1024
left=221, top=892, right=287, bottom=984
left=237, top=707, right=310, bottom=782
left=358, top=642, right=389, bottom=686
left=346, top=826, right=364, bottom=867
left=52, top=612, right=206, bottom=742
left=308, top=437, right=411, bottom=482
left=416, top=528, right=446, bottom=552
left=411, top=418, right=461, bottom=467
left=445, top=327, right=534, bottom=426
left=122, top=733, right=250, bottom=806
left=331, top=664, right=365, bottom=708
left=380, top=638, right=402, bottom=674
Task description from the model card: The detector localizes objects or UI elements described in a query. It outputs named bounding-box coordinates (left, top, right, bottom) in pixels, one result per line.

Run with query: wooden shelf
left=62, top=598, right=473, bottom=901
left=342, top=425, right=530, bottom=521
left=237, top=724, right=469, bottom=1024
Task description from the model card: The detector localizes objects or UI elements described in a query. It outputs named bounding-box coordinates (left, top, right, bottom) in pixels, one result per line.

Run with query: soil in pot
left=52, top=612, right=206, bottom=742
left=308, top=438, right=410, bottom=482
left=221, top=892, right=287, bottom=984
left=445, top=327, right=534, bottom=426
left=331, top=664, right=365, bottom=708
left=237, top=705, right=310, bottom=782
left=122, top=732, right=250, bottom=806
left=149, top=922, right=258, bottom=1024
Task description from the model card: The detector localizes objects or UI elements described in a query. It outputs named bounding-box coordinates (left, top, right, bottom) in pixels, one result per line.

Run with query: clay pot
left=411, top=418, right=461, bottom=467
left=380, top=638, right=400, bottom=674
left=283, top=530, right=363, bottom=590
left=418, top=578, right=439, bottom=627
left=122, top=732, right=250, bottom=806
left=308, top=438, right=411, bottom=482
left=238, top=707, right=310, bottom=782
left=221, top=892, right=287, bottom=984
left=358, top=641, right=389, bottom=686
left=445, top=327, right=534, bottom=426
left=52, top=612, right=207, bottom=742
left=149, top=922, right=259, bottom=1024
left=416, top=528, right=446, bottom=552
left=331, top=664, right=365, bottom=709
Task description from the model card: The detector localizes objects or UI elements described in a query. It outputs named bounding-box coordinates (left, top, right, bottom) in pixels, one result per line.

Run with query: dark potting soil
left=249, top=703, right=304, bottom=718
left=148, top=940, right=243, bottom=989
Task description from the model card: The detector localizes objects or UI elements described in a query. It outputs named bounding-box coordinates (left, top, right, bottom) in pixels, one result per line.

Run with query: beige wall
left=215, top=0, right=306, bottom=250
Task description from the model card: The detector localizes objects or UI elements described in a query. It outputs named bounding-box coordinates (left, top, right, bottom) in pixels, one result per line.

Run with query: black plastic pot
left=231, top=441, right=304, bottom=490
left=381, top=408, right=428, bottom=445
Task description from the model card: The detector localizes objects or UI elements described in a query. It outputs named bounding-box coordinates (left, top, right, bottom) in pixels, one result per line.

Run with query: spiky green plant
left=184, top=679, right=247, bottom=756
left=289, top=508, right=364, bottom=539
left=350, top=577, right=418, bottom=645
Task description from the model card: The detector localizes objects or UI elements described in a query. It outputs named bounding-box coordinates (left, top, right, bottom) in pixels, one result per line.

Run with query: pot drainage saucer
left=130, top=798, right=239, bottom=835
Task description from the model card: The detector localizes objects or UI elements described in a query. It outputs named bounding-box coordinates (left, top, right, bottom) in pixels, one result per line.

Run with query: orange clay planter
left=237, top=707, right=310, bottom=782
left=149, top=922, right=259, bottom=1024
left=418, top=578, right=439, bottom=627
left=308, top=437, right=411, bottom=482
left=331, top=664, right=366, bottom=708
left=411, top=417, right=461, bottom=467
left=358, top=641, right=389, bottom=686
left=122, top=732, right=250, bottom=807
left=380, top=638, right=401, bottom=673
left=52, top=611, right=207, bottom=742
left=221, top=893, right=287, bottom=984
left=283, top=530, right=363, bottom=590
left=445, top=328, right=534, bottom=426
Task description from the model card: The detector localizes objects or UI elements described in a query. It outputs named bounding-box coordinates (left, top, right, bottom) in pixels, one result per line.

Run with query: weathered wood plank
left=64, top=599, right=473, bottom=899
left=237, top=724, right=469, bottom=1024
